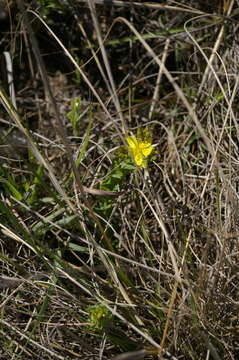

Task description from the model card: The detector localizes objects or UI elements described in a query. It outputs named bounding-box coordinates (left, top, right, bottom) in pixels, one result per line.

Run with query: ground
left=0, top=1, right=239, bottom=359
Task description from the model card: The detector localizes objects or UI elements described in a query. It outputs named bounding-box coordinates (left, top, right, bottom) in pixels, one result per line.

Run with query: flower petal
left=134, top=151, right=143, bottom=166
left=140, top=142, right=153, bottom=157
left=126, top=136, right=138, bottom=150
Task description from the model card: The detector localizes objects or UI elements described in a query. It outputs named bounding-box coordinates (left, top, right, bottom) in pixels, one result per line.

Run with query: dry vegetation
left=0, top=0, right=239, bottom=359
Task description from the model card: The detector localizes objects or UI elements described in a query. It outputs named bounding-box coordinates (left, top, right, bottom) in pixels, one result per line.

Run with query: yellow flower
left=126, top=129, right=153, bottom=167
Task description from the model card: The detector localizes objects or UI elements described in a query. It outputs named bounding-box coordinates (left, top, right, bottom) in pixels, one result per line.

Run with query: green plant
left=87, top=304, right=112, bottom=330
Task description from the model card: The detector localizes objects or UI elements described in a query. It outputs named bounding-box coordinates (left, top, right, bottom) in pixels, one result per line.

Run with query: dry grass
left=0, top=0, right=239, bottom=359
